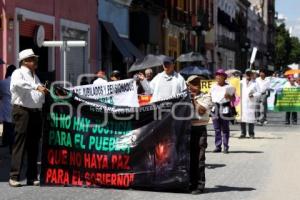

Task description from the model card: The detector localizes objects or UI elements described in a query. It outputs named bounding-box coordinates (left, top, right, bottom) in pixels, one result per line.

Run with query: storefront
left=0, top=1, right=98, bottom=85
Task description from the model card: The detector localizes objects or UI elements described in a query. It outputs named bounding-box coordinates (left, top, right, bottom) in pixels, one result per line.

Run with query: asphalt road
left=0, top=112, right=299, bottom=200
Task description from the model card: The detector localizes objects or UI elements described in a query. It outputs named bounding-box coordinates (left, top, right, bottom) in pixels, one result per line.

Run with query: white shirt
left=284, top=81, right=299, bottom=88
left=256, top=77, right=270, bottom=94
left=93, top=78, right=107, bottom=85
left=0, top=77, right=12, bottom=122
left=210, top=83, right=235, bottom=103
left=141, top=71, right=187, bottom=102
left=10, top=66, right=45, bottom=109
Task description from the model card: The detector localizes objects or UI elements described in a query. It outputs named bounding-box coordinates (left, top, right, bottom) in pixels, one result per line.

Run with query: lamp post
left=42, top=41, right=87, bottom=87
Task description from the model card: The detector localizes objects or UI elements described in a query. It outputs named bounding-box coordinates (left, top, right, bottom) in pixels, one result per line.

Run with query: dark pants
left=2, top=121, right=15, bottom=153
left=256, top=94, right=268, bottom=123
left=10, top=106, right=42, bottom=181
left=286, top=112, right=297, bottom=123
left=213, top=118, right=230, bottom=150
left=241, top=123, right=255, bottom=137
left=190, top=125, right=207, bottom=190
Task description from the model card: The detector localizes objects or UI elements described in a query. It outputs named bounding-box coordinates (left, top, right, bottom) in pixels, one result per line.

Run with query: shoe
left=191, top=188, right=204, bottom=195
left=9, top=179, right=22, bottom=187
left=263, top=120, right=268, bottom=125
left=257, top=122, right=263, bottom=126
left=292, top=122, right=297, bottom=125
left=239, top=135, right=246, bottom=139
left=223, top=149, right=229, bottom=154
left=212, top=148, right=222, bottom=153
left=285, top=121, right=290, bottom=125
left=250, top=135, right=255, bottom=139
left=27, top=180, right=40, bottom=186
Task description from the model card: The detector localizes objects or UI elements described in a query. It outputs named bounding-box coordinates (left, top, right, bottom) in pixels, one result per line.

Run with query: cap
left=215, top=69, right=228, bottom=78
left=245, top=68, right=253, bottom=74
left=186, top=75, right=200, bottom=85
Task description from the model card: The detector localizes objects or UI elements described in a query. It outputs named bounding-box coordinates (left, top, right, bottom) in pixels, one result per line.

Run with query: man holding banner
left=284, top=75, right=298, bottom=125
left=139, top=58, right=186, bottom=102
left=9, top=49, right=48, bottom=187
left=187, top=75, right=212, bottom=194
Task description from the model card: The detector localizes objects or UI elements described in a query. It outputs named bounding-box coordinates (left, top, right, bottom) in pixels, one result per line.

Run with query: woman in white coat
left=240, top=69, right=261, bottom=139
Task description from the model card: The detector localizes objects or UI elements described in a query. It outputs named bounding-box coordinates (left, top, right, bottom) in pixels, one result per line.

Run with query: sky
left=276, top=0, right=300, bottom=38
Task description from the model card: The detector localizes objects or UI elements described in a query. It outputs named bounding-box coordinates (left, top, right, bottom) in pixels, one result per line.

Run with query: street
left=0, top=111, right=299, bottom=200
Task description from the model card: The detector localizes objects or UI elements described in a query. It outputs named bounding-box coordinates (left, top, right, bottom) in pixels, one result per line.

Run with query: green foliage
left=275, top=23, right=300, bottom=67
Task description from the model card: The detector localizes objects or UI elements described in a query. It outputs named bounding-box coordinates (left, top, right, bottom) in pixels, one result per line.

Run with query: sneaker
left=9, top=179, right=22, bottom=187
left=27, top=180, right=40, bottom=186
left=263, top=120, right=268, bottom=125
left=191, top=188, right=204, bottom=195
left=256, top=122, right=263, bottom=126
left=239, top=135, right=246, bottom=139
left=212, top=148, right=222, bottom=153
left=223, top=149, right=229, bottom=154
left=292, top=122, right=297, bottom=125
left=250, top=135, right=255, bottom=139
left=285, top=121, right=290, bottom=125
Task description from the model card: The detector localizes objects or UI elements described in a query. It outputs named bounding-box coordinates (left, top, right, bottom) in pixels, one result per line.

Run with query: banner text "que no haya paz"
left=45, top=112, right=134, bottom=187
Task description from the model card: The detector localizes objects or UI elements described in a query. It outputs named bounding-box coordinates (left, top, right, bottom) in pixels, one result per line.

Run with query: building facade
left=215, top=0, right=238, bottom=70
left=248, top=0, right=276, bottom=67
left=0, top=0, right=98, bottom=85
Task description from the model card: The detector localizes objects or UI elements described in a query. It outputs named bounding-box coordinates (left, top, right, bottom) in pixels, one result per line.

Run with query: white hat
left=18, top=49, right=39, bottom=61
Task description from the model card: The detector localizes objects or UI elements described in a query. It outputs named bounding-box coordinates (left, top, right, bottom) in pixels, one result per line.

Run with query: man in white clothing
left=139, top=58, right=186, bottom=102
left=255, top=69, right=270, bottom=125
left=93, top=70, right=107, bottom=85
left=9, top=49, right=48, bottom=187
left=240, top=69, right=261, bottom=139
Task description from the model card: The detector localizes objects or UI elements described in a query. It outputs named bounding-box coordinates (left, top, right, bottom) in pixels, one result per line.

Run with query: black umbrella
left=180, top=66, right=212, bottom=77
left=129, top=54, right=173, bottom=72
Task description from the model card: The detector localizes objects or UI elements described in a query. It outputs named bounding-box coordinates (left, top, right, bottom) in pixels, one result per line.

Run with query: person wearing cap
left=210, top=69, right=235, bottom=154
left=239, top=69, right=261, bottom=139
left=93, top=70, right=107, bottom=85
left=284, top=75, right=298, bottom=125
left=255, top=68, right=270, bottom=125
left=187, top=75, right=212, bottom=194
left=138, top=58, right=186, bottom=102
left=9, top=49, right=48, bottom=187
left=110, top=70, right=121, bottom=81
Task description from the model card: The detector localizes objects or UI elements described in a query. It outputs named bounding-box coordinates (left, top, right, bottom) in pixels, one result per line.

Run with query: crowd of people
left=0, top=49, right=299, bottom=194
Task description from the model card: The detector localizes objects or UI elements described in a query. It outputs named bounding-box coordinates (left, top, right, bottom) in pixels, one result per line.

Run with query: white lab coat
left=241, top=78, right=261, bottom=123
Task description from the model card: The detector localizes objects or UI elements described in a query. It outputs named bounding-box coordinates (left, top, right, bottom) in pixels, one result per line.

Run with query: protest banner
left=70, top=79, right=139, bottom=107
left=40, top=87, right=192, bottom=191
left=267, top=77, right=287, bottom=111
left=200, top=78, right=241, bottom=120
left=273, top=88, right=300, bottom=112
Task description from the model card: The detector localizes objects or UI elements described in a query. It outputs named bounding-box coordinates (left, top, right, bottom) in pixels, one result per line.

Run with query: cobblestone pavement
left=0, top=112, right=299, bottom=200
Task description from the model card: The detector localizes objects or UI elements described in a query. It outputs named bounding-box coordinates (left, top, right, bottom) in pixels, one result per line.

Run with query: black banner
left=41, top=87, right=192, bottom=192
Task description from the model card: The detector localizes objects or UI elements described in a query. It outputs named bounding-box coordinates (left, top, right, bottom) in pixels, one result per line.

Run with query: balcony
left=218, top=35, right=238, bottom=51
left=169, top=8, right=192, bottom=25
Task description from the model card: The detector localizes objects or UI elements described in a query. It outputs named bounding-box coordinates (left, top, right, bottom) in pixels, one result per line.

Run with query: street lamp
left=42, top=41, right=87, bottom=87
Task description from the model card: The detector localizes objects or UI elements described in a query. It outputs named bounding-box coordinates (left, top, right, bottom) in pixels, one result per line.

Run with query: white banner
left=267, top=77, right=287, bottom=111
left=250, top=47, right=258, bottom=65
left=70, top=79, right=139, bottom=107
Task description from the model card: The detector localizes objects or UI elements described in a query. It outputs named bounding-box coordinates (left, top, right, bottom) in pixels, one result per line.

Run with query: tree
left=275, top=23, right=291, bottom=67
left=289, top=37, right=300, bottom=64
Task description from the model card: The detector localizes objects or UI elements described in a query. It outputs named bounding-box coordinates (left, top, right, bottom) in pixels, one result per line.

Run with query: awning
left=122, top=39, right=144, bottom=59
left=101, top=21, right=144, bottom=62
